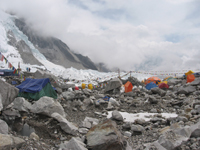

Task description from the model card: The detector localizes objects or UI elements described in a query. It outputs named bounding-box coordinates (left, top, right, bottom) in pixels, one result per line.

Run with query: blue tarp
left=103, top=96, right=110, bottom=101
left=145, top=82, right=158, bottom=90
left=16, top=78, right=50, bottom=93
left=0, top=69, right=18, bottom=76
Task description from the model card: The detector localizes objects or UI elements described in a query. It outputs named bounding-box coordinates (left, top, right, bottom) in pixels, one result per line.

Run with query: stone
left=190, top=121, right=200, bottom=138
left=131, top=124, right=145, bottom=135
left=0, top=119, right=8, bottom=134
left=0, top=133, right=25, bottom=149
left=86, top=119, right=125, bottom=150
left=13, top=97, right=32, bottom=112
left=0, top=79, right=19, bottom=110
left=30, top=132, right=39, bottom=141
left=60, top=137, right=87, bottom=150
left=105, top=78, right=122, bottom=92
left=177, top=86, right=196, bottom=95
left=31, top=96, right=66, bottom=117
left=0, top=94, right=2, bottom=111
left=112, top=110, right=123, bottom=121
left=51, top=112, right=78, bottom=135
left=62, top=91, right=75, bottom=100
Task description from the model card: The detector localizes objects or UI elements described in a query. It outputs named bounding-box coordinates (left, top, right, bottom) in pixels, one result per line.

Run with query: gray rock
left=51, top=112, right=78, bottom=135
left=86, top=119, right=125, bottom=150
left=131, top=124, right=145, bottom=135
left=62, top=91, right=75, bottom=100
left=0, top=133, right=25, bottom=149
left=13, top=97, right=32, bottom=112
left=177, top=86, right=196, bottom=95
left=0, top=94, right=2, bottom=111
left=0, top=79, right=19, bottom=110
left=31, top=96, right=66, bottom=117
left=168, top=79, right=182, bottom=86
left=60, top=137, right=88, bottom=150
left=105, top=78, right=122, bottom=92
left=151, top=87, right=166, bottom=97
left=0, top=119, right=8, bottom=134
left=112, top=110, right=123, bottom=121
left=148, top=95, right=158, bottom=104
left=190, top=121, right=200, bottom=138
left=30, top=132, right=40, bottom=141
left=190, top=78, right=200, bottom=86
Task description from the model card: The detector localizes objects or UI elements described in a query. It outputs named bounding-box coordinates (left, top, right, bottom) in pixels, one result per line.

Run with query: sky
left=0, top=0, right=200, bottom=72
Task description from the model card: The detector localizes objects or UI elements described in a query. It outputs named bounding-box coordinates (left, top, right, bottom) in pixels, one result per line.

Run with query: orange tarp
left=124, top=81, right=133, bottom=93
left=187, top=74, right=195, bottom=83
left=145, top=77, right=161, bottom=85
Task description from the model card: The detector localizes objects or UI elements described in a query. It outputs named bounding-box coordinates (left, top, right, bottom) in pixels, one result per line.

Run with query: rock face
left=86, top=119, right=125, bottom=150
left=0, top=133, right=25, bottom=149
left=0, top=79, right=19, bottom=110
left=30, top=96, right=66, bottom=117
left=14, top=18, right=98, bottom=70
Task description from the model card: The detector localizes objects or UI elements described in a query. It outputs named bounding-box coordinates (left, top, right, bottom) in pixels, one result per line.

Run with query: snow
left=107, top=111, right=178, bottom=122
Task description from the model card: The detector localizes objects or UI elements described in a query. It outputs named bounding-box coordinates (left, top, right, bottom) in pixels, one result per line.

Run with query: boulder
left=112, top=110, right=123, bottom=121
left=31, top=96, right=66, bottom=117
left=0, top=133, right=25, bottom=149
left=62, top=91, right=75, bottom=100
left=59, top=137, right=87, bottom=150
left=0, top=94, right=2, bottom=111
left=51, top=112, right=78, bottom=135
left=151, top=87, right=166, bottom=96
left=105, top=78, right=122, bottom=92
left=177, top=86, right=196, bottom=95
left=190, top=121, right=200, bottom=138
left=13, top=97, right=32, bottom=112
left=0, top=79, right=19, bottom=110
left=86, top=119, right=125, bottom=150
left=0, top=119, right=8, bottom=134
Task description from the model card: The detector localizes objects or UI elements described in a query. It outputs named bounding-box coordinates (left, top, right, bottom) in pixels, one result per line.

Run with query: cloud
left=0, top=0, right=200, bottom=72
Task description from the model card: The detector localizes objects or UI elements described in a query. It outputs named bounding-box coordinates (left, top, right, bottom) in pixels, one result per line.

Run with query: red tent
left=187, top=74, right=195, bottom=83
left=158, top=83, right=169, bottom=89
left=124, top=81, right=133, bottom=93
left=75, top=86, right=79, bottom=90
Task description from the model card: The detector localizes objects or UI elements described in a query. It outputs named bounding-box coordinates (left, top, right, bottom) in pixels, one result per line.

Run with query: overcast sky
left=0, top=0, right=200, bottom=71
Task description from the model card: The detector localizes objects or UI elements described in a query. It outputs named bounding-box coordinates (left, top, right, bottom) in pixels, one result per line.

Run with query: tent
left=185, top=70, right=194, bottom=76
left=124, top=81, right=133, bottom=93
left=0, top=69, right=19, bottom=76
left=16, top=78, right=57, bottom=100
left=158, top=83, right=169, bottom=89
left=145, top=77, right=161, bottom=85
left=187, top=74, right=195, bottom=83
left=145, top=82, right=158, bottom=90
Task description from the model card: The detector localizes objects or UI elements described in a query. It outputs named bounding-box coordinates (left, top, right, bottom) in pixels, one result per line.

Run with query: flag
left=1, top=55, right=4, bottom=61
left=8, top=62, right=12, bottom=68
left=13, top=69, right=16, bottom=74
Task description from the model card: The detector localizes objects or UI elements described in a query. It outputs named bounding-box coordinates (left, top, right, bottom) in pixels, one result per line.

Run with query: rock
left=31, top=96, right=66, bottom=117
left=190, top=121, right=200, bottom=138
left=105, top=78, right=122, bottom=93
left=151, top=87, right=166, bottom=96
left=148, top=95, right=158, bottom=104
left=177, top=86, right=196, bottom=95
left=62, top=91, right=75, bottom=100
left=0, top=119, right=8, bottom=134
left=112, top=110, right=123, bottom=121
left=51, top=112, right=78, bottom=135
left=86, top=119, right=125, bottom=150
left=131, top=124, right=145, bottom=135
left=0, top=94, right=2, bottom=111
left=0, top=133, right=25, bottom=149
left=13, top=97, right=32, bottom=112
left=30, top=132, right=40, bottom=141
left=60, top=137, right=88, bottom=150
left=0, top=79, right=19, bottom=110
left=79, top=128, right=89, bottom=134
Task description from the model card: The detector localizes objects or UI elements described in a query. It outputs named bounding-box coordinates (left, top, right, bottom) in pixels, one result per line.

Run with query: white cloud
left=0, top=0, right=200, bottom=71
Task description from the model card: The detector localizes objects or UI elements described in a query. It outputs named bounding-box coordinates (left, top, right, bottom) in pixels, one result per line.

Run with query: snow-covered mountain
left=0, top=10, right=150, bottom=83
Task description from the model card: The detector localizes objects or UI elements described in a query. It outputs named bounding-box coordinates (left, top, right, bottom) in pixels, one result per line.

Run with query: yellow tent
left=185, top=70, right=194, bottom=76
left=82, top=83, right=86, bottom=89
left=159, top=81, right=168, bottom=85
left=88, top=84, right=93, bottom=90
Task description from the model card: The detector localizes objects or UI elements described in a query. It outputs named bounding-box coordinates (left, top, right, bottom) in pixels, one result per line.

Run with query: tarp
left=185, top=70, right=194, bottom=76
left=145, top=82, right=158, bottom=90
left=16, top=78, right=57, bottom=100
left=145, top=77, right=161, bottom=85
left=187, top=74, right=195, bottom=83
left=124, top=81, right=133, bottom=93
left=0, top=69, right=18, bottom=76
left=158, top=83, right=169, bottom=89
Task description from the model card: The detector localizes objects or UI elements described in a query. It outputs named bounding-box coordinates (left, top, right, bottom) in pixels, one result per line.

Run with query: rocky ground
left=0, top=70, right=200, bottom=150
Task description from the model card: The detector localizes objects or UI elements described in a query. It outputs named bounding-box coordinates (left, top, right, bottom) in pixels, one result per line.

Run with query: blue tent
left=145, top=82, right=158, bottom=90
left=0, top=69, right=18, bottom=76
left=16, top=78, right=57, bottom=100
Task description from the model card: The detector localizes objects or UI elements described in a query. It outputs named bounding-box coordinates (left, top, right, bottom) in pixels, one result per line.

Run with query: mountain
left=13, top=18, right=98, bottom=70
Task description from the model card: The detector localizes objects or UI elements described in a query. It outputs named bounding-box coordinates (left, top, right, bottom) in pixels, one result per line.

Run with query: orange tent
left=187, top=74, right=195, bottom=83
left=145, top=77, right=161, bottom=85
left=124, top=81, right=133, bottom=93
